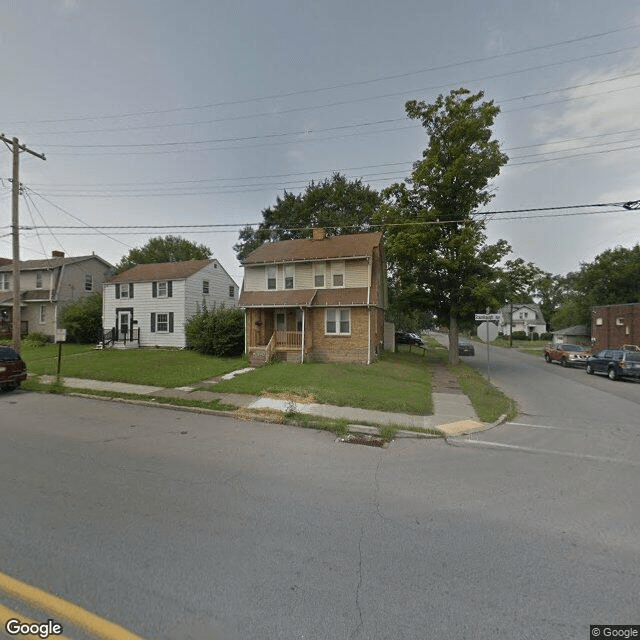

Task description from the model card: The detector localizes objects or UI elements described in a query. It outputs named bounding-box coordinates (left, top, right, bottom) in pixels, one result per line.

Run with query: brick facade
left=591, top=303, right=640, bottom=351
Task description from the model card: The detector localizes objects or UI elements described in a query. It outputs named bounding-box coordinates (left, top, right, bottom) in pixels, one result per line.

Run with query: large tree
left=116, top=235, right=212, bottom=273
left=382, top=88, right=509, bottom=363
left=234, top=173, right=381, bottom=261
left=551, top=244, right=640, bottom=329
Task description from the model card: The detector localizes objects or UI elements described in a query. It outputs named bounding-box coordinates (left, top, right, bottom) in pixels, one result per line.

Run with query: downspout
left=367, top=256, right=372, bottom=364
left=53, top=264, right=64, bottom=332
left=244, top=309, right=247, bottom=355
left=301, top=307, right=305, bottom=364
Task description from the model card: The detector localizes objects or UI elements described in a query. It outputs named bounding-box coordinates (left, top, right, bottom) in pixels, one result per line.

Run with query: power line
left=7, top=24, right=640, bottom=128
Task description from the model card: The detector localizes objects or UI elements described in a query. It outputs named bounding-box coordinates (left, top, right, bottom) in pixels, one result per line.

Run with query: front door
left=117, top=310, right=131, bottom=340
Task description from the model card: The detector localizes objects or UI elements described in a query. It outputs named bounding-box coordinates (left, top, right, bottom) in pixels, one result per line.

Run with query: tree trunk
left=449, top=310, right=460, bottom=365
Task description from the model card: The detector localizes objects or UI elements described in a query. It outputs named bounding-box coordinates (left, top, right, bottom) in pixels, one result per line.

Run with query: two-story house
left=498, top=302, right=547, bottom=337
left=239, top=228, right=387, bottom=365
left=102, top=259, right=239, bottom=348
left=0, top=252, right=114, bottom=339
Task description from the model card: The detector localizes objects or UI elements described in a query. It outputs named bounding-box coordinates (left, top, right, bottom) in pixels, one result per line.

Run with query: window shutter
left=169, top=312, right=174, bottom=333
left=129, top=283, right=134, bottom=298
left=150, top=313, right=156, bottom=333
left=167, top=281, right=172, bottom=297
left=152, top=282, right=157, bottom=298
left=115, top=284, right=120, bottom=299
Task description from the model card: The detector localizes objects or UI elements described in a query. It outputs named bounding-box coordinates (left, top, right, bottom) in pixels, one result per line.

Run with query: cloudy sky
left=2, top=0, right=639, bottom=285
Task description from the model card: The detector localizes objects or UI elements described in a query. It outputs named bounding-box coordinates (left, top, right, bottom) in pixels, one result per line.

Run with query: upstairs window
left=314, top=263, right=325, bottom=288
left=203, top=280, right=209, bottom=294
left=152, top=281, right=172, bottom=298
left=331, top=261, right=345, bottom=287
left=84, top=274, right=93, bottom=292
left=0, top=273, right=10, bottom=290
left=36, top=271, right=43, bottom=289
left=266, top=266, right=277, bottom=290
left=157, top=281, right=168, bottom=298
left=284, top=264, right=294, bottom=290
left=229, top=285, right=235, bottom=298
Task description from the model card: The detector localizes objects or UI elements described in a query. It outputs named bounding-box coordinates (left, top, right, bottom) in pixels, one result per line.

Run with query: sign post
left=475, top=313, right=500, bottom=383
left=55, top=329, right=66, bottom=376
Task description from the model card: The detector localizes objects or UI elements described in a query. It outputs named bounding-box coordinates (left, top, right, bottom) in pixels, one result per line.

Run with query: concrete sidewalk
left=37, top=374, right=491, bottom=437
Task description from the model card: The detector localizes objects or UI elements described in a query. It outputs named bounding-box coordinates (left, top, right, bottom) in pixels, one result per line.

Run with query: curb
left=443, top=413, right=508, bottom=443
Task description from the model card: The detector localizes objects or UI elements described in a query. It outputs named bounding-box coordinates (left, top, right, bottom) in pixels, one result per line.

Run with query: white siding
left=103, top=261, right=238, bottom=348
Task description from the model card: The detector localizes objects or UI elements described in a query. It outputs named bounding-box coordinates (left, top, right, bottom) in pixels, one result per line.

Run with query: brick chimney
left=312, top=227, right=326, bottom=241
left=52, top=250, right=65, bottom=258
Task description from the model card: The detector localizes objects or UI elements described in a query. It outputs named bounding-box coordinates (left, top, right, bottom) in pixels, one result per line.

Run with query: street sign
left=477, top=321, right=499, bottom=343
left=474, top=313, right=501, bottom=322
left=55, top=329, right=67, bottom=343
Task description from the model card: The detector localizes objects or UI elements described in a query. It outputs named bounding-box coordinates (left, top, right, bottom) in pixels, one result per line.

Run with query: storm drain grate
left=339, top=434, right=386, bottom=447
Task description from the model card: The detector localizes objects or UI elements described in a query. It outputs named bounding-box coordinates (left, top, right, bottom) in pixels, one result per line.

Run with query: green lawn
left=212, top=348, right=434, bottom=415
left=13, top=340, right=515, bottom=419
left=17, top=342, right=246, bottom=387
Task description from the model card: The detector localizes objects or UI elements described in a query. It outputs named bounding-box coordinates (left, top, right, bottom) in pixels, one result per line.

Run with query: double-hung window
left=284, top=264, right=294, bottom=290
left=266, top=266, right=277, bottom=290
left=203, top=280, right=209, bottom=294
left=325, top=308, right=350, bottom=335
left=331, top=261, right=345, bottom=287
left=156, top=313, right=169, bottom=332
left=314, top=263, right=325, bottom=288
left=85, top=274, right=93, bottom=292
left=0, top=273, right=9, bottom=290
left=36, top=271, right=43, bottom=289
left=157, top=281, right=168, bottom=298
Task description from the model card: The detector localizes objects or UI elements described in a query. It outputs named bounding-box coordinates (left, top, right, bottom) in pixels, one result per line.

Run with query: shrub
left=185, top=307, right=244, bottom=357
left=511, top=330, right=528, bottom=340
left=24, top=332, right=51, bottom=346
left=540, top=332, right=553, bottom=341
left=59, top=293, right=103, bottom=343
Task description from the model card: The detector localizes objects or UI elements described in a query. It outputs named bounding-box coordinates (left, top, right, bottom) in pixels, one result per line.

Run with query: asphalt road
left=0, top=379, right=638, bottom=639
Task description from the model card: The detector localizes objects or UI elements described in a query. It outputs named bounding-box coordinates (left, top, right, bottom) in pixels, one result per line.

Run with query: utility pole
left=0, top=135, right=46, bottom=353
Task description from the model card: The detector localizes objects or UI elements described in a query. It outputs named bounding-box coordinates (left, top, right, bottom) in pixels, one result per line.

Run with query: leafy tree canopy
left=116, top=235, right=212, bottom=273
left=233, top=173, right=381, bottom=261
left=551, top=244, right=640, bottom=329
left=380, top=88, right=509, bottom=362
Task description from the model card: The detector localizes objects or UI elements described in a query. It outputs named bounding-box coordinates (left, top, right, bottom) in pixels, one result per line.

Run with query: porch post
left=301, top=308, right=305, bottom=364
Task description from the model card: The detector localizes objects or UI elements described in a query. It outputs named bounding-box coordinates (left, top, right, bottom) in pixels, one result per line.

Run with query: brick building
left=591, top=303, right=640, bottom=351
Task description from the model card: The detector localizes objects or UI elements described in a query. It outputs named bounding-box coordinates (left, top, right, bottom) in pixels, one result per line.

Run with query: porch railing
left=275, top=331, right=302, bottom=348
left=0, top=320, right=28, bottom=338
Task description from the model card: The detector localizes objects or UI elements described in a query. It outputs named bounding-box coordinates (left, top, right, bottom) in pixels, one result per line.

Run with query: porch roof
left=239, top=287, right=370, bottom=308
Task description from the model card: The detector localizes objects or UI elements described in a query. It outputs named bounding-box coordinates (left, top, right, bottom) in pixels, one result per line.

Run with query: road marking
left=0, top=603, right=72, bottom=639
left=449, top=438, right=640, bottom=466
left=506, top=421, right=585, bottom=431
left=0, top=571, right=147, bottom=640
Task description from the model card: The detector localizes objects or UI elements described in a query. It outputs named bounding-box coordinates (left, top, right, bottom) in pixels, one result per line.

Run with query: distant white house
left=102, top=259, right=238, bottom=348
left=498, top=303, right=547, bottom=336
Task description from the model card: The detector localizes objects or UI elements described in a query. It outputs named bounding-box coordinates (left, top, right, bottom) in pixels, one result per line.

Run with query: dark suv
left=0, top=345, right=27, bottom=391
left=585, top=349, right=640, bottom=381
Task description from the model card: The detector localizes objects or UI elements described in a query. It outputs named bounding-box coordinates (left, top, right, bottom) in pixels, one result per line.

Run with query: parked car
left=458, top=340, right=475, bottom=356
left=543, top=343, right=590, bottom=367
left=395, top=331, right=424, bottom=346
left=585, top=349, right=640, bottom=381
left=0, top=345, right=27, bottom=391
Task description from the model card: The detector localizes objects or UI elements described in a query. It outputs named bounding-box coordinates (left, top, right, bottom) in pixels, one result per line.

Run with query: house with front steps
left=238, top=228, right=387, bottom=365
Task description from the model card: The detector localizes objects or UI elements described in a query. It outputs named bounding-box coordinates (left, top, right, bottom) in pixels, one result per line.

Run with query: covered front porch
left=246, top=307, right=310, bottom=364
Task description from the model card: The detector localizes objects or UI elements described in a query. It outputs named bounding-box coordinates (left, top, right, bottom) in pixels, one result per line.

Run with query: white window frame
left=157, top=281, right=168, bottom=298
left=36, top=271, right=43, bottom=289
left=325, top=308, right=350, bottom=335
left=266, top=266, right=277, bottom=290
left=202, top=280, right=209, bottom=294
left=156, top=313, right=169, bottom=333
left=84, top=274, right=93, bottom=292
left=0, top=273, right=10, bottom=290
left=39, top=304, right=46, bottom=324
left=119, top=285, right=129, bottom=299
left=284, top=264, right=294, bottom=290
left=229, top=285, right=235, bottom=298
left=331, top=261, right=345, bottom=288
left=314, top=263, right=325, bottom=288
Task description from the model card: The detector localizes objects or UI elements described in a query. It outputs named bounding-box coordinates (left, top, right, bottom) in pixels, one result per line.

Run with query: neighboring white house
left=102, top=259, right=239, bottom=348
left=498, top=303, right=547, bottom=336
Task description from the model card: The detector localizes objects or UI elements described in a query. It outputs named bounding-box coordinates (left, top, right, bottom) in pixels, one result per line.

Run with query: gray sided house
left=239, top=229, right=387, bottom=365
left=552, top=325, right=590, bottom=346
left=103, top=259, right=238, bottom=348
left=0, top=252, right=114, bottom=339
